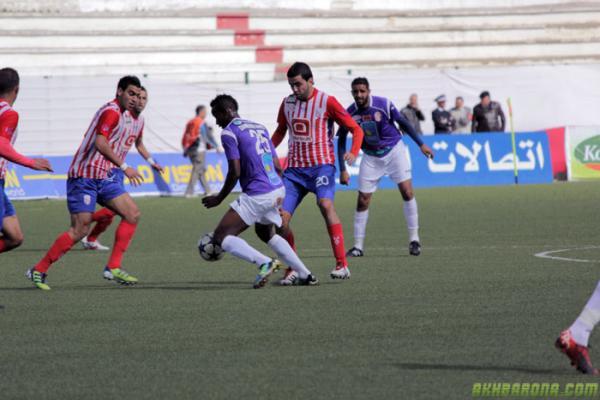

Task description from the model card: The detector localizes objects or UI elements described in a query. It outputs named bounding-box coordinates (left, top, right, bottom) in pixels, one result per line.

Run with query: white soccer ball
left=198, top=232, right=224, bottom=262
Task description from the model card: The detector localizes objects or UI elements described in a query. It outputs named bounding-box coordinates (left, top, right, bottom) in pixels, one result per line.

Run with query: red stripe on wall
left=256, top=46, right=283, bottom=63
left=216, top=14, right=249, bottom=30
left=234, top=30, right=265, bottom=46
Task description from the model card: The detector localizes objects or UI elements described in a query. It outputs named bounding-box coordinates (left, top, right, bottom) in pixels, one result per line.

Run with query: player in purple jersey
left=338, top=77, right=434, bottom=257
left=202, top=94, right=317, bottom=288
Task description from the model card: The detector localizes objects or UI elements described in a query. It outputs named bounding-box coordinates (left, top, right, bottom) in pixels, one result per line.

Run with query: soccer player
left=27, top=76, right=145, bottom=290
left=0, top=68, right=53, bottom=254
left=202, top=94, right=317, bottom=288
left=338, top=77, right=433, bottom=257
left=271, top=62, right=364, bottom=284
left=81, top=86, right=162, bottom=256
left=556, top=281, right=600, bottom=375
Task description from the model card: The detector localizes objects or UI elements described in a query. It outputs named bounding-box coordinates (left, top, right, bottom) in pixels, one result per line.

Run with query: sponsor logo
left=125, top=135, right=137, bottom=147
left=574, top=135, right=600, bottom=171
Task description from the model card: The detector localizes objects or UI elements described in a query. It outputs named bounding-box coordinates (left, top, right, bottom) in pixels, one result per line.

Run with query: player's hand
left=125, top=167, right=144, bottom=187
left=202, top=195, right=222, bottom=209
left=343, top=152, right=357, bottom=165
left=31, top=158, right=53, bottom=172
left=151, top=162, right=164, bottom=174
left=216, top=146, right=225, bottom=153
left=420, top=144, right=434, bottom=159
left=340, top=170, right=350, bottom=186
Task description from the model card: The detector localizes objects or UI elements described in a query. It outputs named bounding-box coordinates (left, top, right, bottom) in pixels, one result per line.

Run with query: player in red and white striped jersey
left=0, top=68, right=53, bottom=255
left=82, top=87, right=163, bottom=262
left=271, top=62, right=364, bottom=283
left=28, top=76, right=146, bottom=290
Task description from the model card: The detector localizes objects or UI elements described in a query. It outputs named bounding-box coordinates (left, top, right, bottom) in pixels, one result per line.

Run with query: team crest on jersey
left=125, top=135, right=137, bottom=147
left=374, top=111, right=382, bottom=122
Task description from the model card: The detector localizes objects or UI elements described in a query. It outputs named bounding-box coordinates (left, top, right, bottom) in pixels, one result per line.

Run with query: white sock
left=268, top=235, right=311, bottom=279
left=403, top=198, right=420, bottom=243
left=570, top=281, right=600, bottom=346
left=353, top=210, right=369, bottom=250
left=221, top=235, right=271, bottom=266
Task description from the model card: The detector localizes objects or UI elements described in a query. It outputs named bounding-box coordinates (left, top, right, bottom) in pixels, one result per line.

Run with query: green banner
left=566, top=126, right=600, bottom=180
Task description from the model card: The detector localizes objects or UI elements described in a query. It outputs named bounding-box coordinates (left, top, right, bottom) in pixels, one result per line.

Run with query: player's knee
left=255, top=225, right=273, bottom=243
left=357, top=194, right=371, bottom=211
left=7, top=233, right=24, bottom=249
left=318, top=198, right=334, bottom=212
left=401, top=188, right=414, bottom=201
left=123, top=208, right=141, bottom=224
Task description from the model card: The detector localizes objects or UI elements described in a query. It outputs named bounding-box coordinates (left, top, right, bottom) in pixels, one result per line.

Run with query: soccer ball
left=198, top=232, right=224, bottom=262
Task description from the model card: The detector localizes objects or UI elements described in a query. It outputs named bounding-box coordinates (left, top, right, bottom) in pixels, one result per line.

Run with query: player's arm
left=336, top=126, right=350, bottom=185
left=270, top=101, right=288, bottom=148
left=94, top=110, right=143, bottom=186
left=0, top=111, right=52, bottom=171
left=327, top=97, right=364, bottom=164
left=390, top=103, right=433, bottom=159
left=135, top=131, right=163, bottom=173
left=203, top=130, right=239, bottom=208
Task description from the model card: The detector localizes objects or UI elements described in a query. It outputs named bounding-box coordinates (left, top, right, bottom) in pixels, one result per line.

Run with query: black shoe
left=409, top=241, right=421, bottom=256
left=346, top=247, right=364, bottom=257
left=298, top=274, right=319, bottom=286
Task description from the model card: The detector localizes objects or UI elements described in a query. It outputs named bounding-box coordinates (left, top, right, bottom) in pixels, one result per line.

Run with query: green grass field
left=1, top=182, right=599, bottom=400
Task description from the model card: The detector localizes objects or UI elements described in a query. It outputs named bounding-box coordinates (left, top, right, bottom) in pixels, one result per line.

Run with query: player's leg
left=349, top=154, right=381, bottom=257
left=82, top=207, right=115, bottom=251
left=184, top=152, right=201, bottom=197
left=556, top=280, right=600, bottom=375
left=0, top=189, right=23, bottom=253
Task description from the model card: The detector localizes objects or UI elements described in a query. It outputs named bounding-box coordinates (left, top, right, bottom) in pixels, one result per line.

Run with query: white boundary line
left=534, top=246, right=600, bottom=264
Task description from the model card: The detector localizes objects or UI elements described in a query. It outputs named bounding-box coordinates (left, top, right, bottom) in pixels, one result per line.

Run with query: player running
left=202, top=94, right=317, bottom=288
left=0, top=68, right=53, bottom=255
left=81, top=86, right=162, bottom=257
left=271, top=62, right=364, bottom=284
left=27, top=76, right=145, bottom=290
left=338, top=77, right=433, bottom=257
left=556, top=281, right=600, bottom=375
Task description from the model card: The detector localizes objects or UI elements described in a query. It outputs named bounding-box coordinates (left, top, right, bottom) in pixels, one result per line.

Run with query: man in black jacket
left=432, top=94, right=453, bottom=134
left=472, top=91, right=505, bottom=133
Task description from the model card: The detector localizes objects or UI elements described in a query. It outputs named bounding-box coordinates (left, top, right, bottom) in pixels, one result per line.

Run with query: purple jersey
left=221, top=118, right=283, bottom=196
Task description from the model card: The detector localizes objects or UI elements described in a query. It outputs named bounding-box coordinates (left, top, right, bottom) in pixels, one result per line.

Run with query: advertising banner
left=565, top=126, right=600, bottom=181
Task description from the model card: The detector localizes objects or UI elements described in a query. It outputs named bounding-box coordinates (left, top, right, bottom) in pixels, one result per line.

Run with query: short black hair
left=480, top=91, right=490, bottom=99
left=117, top=75, right=141, bottom=92
left=195, top=105, right=206, bottom=115
left=140, top=86, right=147, bottom=93
left=210, top=94, right=238, bottom=113
left=351, top=77, right=369, bottom=89
left=287, top=62, right=313, bottom=81
left=0, top=68, right=20, bottom=95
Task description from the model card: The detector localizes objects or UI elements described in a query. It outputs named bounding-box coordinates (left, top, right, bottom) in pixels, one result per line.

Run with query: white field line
left=534, top=246, right=600, bottom=264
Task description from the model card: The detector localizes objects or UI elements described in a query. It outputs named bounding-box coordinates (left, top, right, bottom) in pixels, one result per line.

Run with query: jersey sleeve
left=327, top=96, right=364, bottom=157
left=95, top=109, right=121, bottom=138
left=0, top=109, right=19, bottom=140
left=221, top=130, right=240, bottom=161
left=271, top=100, right=288, bottom=147
left=138, top=121, right=144, bottom=138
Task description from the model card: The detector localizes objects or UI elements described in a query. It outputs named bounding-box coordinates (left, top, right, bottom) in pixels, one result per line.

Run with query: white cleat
left=81, top=237, right=110, bottom=251
left=103, top=266, right=114, bottom=280
left=277, top=269, right=299, bottom=286
left=330, top=266, right=351, bottom=280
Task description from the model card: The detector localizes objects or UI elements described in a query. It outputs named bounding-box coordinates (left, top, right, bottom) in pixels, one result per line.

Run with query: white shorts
left=230, top=186, right=285, bottom=227
left=358, top=141, right=412, bottom=193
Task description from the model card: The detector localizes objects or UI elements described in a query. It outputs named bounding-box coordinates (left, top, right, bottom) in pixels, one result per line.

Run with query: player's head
left=287, top=62, right=314, bottom=101
left=196, top=105, right=207, bottom=119
left=351, top=77, right=370, bottom=108
left=133, top=86, right=148, bottom=116
left=0, top=68, right=20, bottom=105
left=480, top=91, right=491, bottom=106
left=210, top=94, right=239, bottom=128
left=116, top=75, right=142, bottom=113
left=455, top=96, right=464, bottom=108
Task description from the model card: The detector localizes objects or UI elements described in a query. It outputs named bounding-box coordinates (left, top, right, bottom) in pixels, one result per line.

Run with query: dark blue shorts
left=0, top=179, right=16, bottom=231
left=281, top=165, right=336, bottom=215
left=67, top=172, right=126, bottom=214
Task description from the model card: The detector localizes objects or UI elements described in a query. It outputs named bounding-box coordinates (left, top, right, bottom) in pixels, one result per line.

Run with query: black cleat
left=409, top=241, right=421, bottom=256
left=346, top=247, right=364, bottom=257
left=298, top=274, right=319, bottom=286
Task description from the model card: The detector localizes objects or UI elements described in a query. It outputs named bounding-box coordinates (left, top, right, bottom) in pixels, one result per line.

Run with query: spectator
left=401, top=93, right=425, bottom=134
left=472, top=91, right=505, bottom=133
left=432, top=94, right=454, bottom=134
left=181, top=105, right=220, bottom=197
left=450, top=96, right=472, bottom=134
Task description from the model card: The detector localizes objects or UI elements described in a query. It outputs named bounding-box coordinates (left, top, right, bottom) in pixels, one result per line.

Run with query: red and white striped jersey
left=68, top=100, right=127, bottom=179
left=275, top=88, right=362, bottom=168
left=110, top=111, right=144, bottom=161
left=0, top=100, right=19, bottom=179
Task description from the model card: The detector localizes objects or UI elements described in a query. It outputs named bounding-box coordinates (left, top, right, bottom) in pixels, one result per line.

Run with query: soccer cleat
left=346, top=247, right=364, bottom=257
left=103, top=266, right=114, bottom=281
left=409, top=241, right=421, bottom=256
left=253, top=259, right=282, bottom=289
left=298, top=274, right=319, bottom=286
left=81, top=237, right=110, bottom=251
left=108, top=268, right=138, bottom=285
left=330, top=266, right=351, bottom=280
left=277, top=268, right=299, bottom=286
left=555, top=329, right=600, bottom=375
left=26, top=268, right=51, bottom=291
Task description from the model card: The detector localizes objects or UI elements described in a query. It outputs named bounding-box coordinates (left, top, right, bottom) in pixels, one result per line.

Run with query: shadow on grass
left=0, top=281, right=254, bottom=292
left=392, top=362, right=569, bottom=375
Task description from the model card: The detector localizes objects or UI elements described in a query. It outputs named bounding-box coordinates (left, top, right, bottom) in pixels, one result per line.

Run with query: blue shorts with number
left=0, top=179, right=16, bottom=231
left=281, top=164, right=336, bottom=215
left=67, top=171, right=126, bottom=214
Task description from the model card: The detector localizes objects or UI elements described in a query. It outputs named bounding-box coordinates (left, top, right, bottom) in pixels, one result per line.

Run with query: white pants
left=358, top=141, right=412, bottom=193
left=230, top=187, right=285, bottom=227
